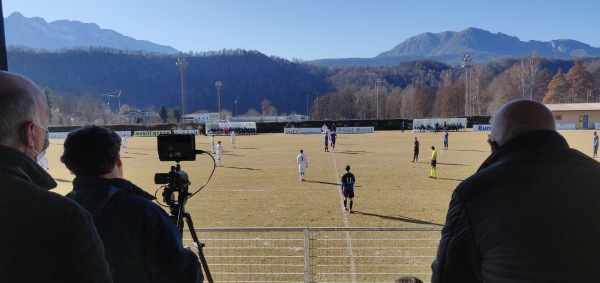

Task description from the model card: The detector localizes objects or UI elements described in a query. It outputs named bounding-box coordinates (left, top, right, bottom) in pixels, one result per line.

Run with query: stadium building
left=545, top=103, right=600, bottom=130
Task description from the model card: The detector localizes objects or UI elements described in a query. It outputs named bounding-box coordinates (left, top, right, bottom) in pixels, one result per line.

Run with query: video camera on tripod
left=153, top=133, right=214, bottom=283
left=154, top=134, right=196, bottom=211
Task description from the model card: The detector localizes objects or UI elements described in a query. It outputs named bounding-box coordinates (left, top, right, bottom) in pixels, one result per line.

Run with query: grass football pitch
left=45, top=129, right=597, bottom=229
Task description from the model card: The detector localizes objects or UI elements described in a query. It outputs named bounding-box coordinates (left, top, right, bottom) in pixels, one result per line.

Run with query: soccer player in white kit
left=216, top=140, right=223, bottom=166
left=323, top=128, right=331, bottom=152
left=121, top=135, right=127, bottom=153
left=231, top=131, right=236, bottom=148
left=210, top=134, right=215, bottom=153
left=297, top=149, right=308, bottom=181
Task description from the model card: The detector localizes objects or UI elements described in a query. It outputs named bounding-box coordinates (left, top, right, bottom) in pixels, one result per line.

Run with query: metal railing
left=183, top=227, right=441, bottom=283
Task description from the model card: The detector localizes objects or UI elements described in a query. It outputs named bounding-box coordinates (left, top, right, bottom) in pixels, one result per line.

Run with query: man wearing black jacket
left=61, top=125, right=202, bottom=283
left=0, top=72, right=112, bottom=282
left=432, top=100, right=600, bottom=282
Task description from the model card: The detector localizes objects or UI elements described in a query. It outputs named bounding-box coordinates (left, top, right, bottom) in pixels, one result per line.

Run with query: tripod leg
left=184, top=213, right=214, bottom=283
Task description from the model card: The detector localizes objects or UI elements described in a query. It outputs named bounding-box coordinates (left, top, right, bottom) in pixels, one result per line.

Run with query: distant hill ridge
left=377, top=27, right=600, bottom=63
left=314, top=28, right=600, bottom=66
left=5, top=12, right=178, bottom=54
left=5, top=13, right=600, bottom=66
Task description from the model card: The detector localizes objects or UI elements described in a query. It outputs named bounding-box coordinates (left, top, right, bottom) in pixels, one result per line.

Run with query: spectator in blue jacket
left=61, top=125, right=202, bottom=283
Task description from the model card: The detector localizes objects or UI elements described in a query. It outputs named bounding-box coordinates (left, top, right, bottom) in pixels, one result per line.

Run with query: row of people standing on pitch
left=207, top=127, right=256, bottom=136
left=296, top=148, right=358, bottom=214
left=322, top=123, right=337, bottom=152
left=411, top=136, right=439, bottom=179
left=210, top=130, right=236, bottom=166
left=210, top=133, right=231, bottom=166
left=416, top=123, right=464, bottom=132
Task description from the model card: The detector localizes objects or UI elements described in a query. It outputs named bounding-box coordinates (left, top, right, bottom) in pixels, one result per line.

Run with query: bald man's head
left=0, top=71, right=47, bottom=150
left=490, top=100, right=556, bottom=147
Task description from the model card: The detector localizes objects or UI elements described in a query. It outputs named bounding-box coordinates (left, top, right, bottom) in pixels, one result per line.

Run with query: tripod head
left=154, top=163, right=191, bottom=231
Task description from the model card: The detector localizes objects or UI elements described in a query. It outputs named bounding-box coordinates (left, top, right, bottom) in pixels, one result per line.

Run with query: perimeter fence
left=183, top=227, right=442, bottom=283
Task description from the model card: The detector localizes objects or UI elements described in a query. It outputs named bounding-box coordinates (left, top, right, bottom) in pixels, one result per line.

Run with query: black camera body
left=155, top=165, right=190, bottom=208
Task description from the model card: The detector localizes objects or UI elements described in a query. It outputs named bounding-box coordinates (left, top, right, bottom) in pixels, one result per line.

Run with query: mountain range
left=6, top=12, right=600, bottom=66
left=5, top=12, right=600, bottom=66
left=315, top=28, right=600, bottom=67
left=5, top=12, right=178, bottom=54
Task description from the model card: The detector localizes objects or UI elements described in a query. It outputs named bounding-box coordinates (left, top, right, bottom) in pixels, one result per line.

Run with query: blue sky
left=4, top=0, right=599, bottom=61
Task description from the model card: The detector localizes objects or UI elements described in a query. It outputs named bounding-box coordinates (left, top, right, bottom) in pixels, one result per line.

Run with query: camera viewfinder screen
left=157, top=134, right=196, bottom=162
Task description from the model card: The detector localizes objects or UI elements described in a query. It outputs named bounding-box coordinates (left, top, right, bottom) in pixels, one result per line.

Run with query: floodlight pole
left=176, top=58, right=188, bottom=120
left=306, top=95, right=310, bottom=117
left=461, top=55, right=472, bottom=117
left=375, top=79, right=382, bottom=119
left=215, top=81, right=223, bottom=121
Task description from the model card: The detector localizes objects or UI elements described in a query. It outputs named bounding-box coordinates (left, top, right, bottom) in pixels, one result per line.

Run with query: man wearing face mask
left=431, top=99, right=600, bottom=282
left=0, top=71, right=112, bottom=282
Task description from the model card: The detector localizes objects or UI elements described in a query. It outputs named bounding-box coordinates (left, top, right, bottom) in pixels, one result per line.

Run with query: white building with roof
left=545, top=103, right=600, bottom=129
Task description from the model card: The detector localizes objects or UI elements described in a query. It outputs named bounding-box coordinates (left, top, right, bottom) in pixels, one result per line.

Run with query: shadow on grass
left=351, top=210, right=444, bottom=226
left=305, top=180, right=340, bottom=186
left=222, top=153, right=243, bottom=157
left=452, top=149, right=488, bottom=153
left=221, top=166, right=260, bottom=171
left=304, top=181, right=365, bottom=189
left=432, top=177, right=464, bottom=182
left=334, top=150, right=370, bottom=155
left=437, top=162, right=469, bottom=166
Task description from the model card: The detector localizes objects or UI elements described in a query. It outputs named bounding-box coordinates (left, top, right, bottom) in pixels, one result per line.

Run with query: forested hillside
left=7, top=47, right=600, bottom=126
left=8, top=47, right=333, bottom=115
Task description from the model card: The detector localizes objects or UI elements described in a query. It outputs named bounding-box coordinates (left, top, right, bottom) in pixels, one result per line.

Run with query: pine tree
left=172, top=108, right=182, bottom=123
left=543, top=69, right=569, bottom=104
left=159, top=105, right=168, bottom=123
left=565, top=61, right=594, bottom=103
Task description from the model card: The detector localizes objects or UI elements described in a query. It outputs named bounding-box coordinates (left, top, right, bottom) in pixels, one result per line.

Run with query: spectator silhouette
left=432, top=99, right=600, bottom=282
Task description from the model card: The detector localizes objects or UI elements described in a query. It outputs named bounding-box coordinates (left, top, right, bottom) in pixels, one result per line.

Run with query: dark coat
left=67, top=176, right=201, bottom=283
left=0, top=145, right=112, bottom=283
left=432, top=130, right=600, bottom=282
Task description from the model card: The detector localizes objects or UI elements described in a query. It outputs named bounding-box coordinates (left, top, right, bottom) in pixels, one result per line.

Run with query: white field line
left=331, top=151, right=357, bottom=283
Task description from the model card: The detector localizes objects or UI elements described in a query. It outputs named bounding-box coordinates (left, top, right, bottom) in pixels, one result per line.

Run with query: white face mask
left=32, top=124, right=50, bottom=163
left=33, top=137, right=50, bottom=163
